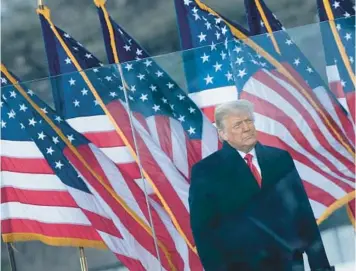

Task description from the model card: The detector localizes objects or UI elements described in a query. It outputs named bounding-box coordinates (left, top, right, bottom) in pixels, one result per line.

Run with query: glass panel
left=121, top=17, right=355, bottom=270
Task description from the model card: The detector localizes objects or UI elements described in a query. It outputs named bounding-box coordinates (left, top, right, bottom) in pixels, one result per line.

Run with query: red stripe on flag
left=253, top=71, right=355, bottom=174
left=155, top=116, right=174, bottom=161
left=63, top=145, right=176, bottom=271
left=256, top=130, right=352, bottom=192
left=117, top=162, right=141, bottom=179
left=1, top=157, right=54, bottom=174
left=201, top=106, right=216, bottom=123
left=329, top=81, right=345, bottom=99
left=110, top=159, right=185, bottom=270
left=241, top=88, right=354, bottom=181
left=188, top=247, right=204, bottom=271
left=83, top=131, right=125, bottom=148
left=186, top=138, right=202, bottom=182
left=1, top=219, right=102, bottom=241
left=106, top=100, right=195, bottom=247
left=134, top=112, right=150, bottom=132
left=278, top=64, right=355, bottom=144
left=82, top=210, right=123, bottom=238
left=1, top=187, right=78, bottom=208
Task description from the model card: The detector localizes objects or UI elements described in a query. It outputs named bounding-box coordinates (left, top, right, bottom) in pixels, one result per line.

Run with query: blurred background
left=1, top=0, right=355, bottom=270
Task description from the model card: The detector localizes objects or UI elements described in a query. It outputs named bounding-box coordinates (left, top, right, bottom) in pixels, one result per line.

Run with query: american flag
left=0, top=65, right=173, bottom=270
left=174, top=0, right=355, bottom=222
left=317, top=0, right=355, bottom=123
left=1, top=67, right=106, bottom=250
left=317, top=0, right=356, bottom=226
left=244, top=0, right=355, bottom=146
left=96, top=1, right=219, bottom=173
left=97, top=2, right=216, bottom=268
left=245, top=0, right=355, bottom=224
left=39, top=5, right=207, bottom=269
left=173, top=0, right=249, bottom=123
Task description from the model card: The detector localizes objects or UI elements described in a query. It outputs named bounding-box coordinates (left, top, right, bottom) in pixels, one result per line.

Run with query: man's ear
left=218, top=129, right=227, bottom=141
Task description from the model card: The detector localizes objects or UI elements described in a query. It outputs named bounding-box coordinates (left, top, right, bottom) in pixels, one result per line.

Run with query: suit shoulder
left=192, top=149, right=223, bottom=172
left=262, top=144, right=294, bottom=171
left=263, top=145, right=291, bottom=159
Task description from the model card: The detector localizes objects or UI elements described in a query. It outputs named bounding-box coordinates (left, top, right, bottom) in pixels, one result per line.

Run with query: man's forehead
left=225, top=112, right=252, bottom=121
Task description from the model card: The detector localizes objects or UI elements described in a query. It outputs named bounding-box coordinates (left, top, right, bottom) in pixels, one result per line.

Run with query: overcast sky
left=1, top=0, right=328, bottom=104
left=1, top=0, right=320, bottom=81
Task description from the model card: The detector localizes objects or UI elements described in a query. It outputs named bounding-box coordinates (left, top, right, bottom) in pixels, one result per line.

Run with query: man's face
left=218, top=112, right=257, bottom=153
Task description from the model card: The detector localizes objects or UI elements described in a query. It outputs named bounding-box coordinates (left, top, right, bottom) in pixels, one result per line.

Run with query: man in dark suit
left=189, top=100, right=332, bottom=271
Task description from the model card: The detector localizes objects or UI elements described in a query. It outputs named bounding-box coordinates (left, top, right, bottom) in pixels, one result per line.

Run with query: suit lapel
left=220, top=142, right=261, bottom=191
left=255, top=142, right=274, bottom=189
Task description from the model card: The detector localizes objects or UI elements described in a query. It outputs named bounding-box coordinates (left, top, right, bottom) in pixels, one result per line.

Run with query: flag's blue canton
left=318, top=0, right=355, bottom=21
left=174, top=0, right=279, bottom=96
left=228, top=39, right=275, bottom=94
left=40, top=14, right=124, bottom=118
left=97, top=7, right=149, bottom=64
left=244, top=0, right=341, bottom=93
left=1, top=75, right=33, bottom=142
left=97, top=12, right=207, bottom=140
left=318, top=0, right=355, bottom=93
left=1, top=95, right=31, bottom=142
left=244, top=0, right=285, bottom=35
left=174, top=0, right=238, bottom=93
left=43, top=11, right=205, bottom=140
left=1, top=70, right=91, bottom=193
left=118, top=56, right=204, bottom=139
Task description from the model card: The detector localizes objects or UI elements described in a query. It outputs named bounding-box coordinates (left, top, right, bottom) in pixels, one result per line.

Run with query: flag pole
left=6, top=243, right=17, bottom=271
left=79, top=247, right=89, bottom=271
left=38, top=0, right=44, bottom=9
left=95, top=1, right=164, bottom=267
left=115, top=64, right=163, bottom=271
left=36, top=3, right=88, bottom=271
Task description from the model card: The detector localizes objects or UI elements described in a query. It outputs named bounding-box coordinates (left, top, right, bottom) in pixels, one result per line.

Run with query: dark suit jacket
left=189, top=141, right=332, bottom=271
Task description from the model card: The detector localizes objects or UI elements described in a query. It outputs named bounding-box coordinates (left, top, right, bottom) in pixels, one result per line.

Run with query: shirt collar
left=237, top=148, right=256, bottom=159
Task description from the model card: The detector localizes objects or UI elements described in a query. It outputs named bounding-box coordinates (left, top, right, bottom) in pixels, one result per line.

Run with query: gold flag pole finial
left=93, top=0, right=107, bottom=7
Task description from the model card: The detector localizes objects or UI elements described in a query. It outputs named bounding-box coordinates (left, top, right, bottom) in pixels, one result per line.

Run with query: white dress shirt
left=237, top=148, right=261, bottom=176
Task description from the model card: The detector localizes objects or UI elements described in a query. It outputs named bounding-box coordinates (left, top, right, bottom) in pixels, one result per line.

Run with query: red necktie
left=244, top=153, right=262, bottom=187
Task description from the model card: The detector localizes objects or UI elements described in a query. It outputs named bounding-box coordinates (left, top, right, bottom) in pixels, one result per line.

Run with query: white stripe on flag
left=1, top=202, right=91, bottom=225
left=293, top=161, right=348, bottom=198
left=100, top=146, right=135, bottom=164
left=253, top=112, right=354, bottom=189
left=188, top=86, right=238, bottom=108
left=170, top=118, right=189, bottom=178
left=266, top=71, right=354, bottom=166
left=67, top=115, right=115, bottom=133
left=309, top=200, right=327, bottom=218
left=146, top=116, right=161, bottom=147
left=201, top=116, right=219, bottom=158
left=66, top=187, right=112, bottom=219
left=326, top=65, right=340, bottom=82
left=132, top=115, right=190, bottom=211
left=134, top=178, right=156, bottom=196
left=246, top=74, right=354, bottom=177
left=150, top=199, right=190, bottom=271
left=80, top=175, right=165, bottom=271
left=88, top=143, right=149, bottom=226
left=1, top=140, right=43, bottom=158
left=1, top=171, right=66, bottom=191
